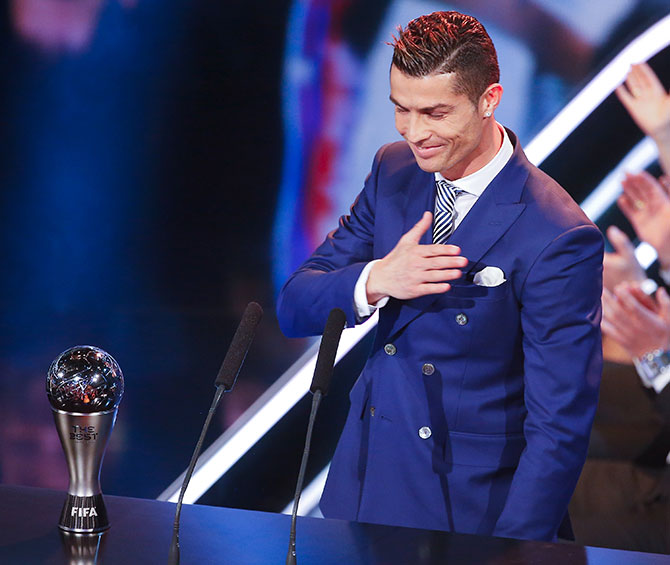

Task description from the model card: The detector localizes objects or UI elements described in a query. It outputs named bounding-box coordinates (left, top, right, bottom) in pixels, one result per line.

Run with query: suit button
left=418, top=426, right=432, bottom=440
left=422, top=363, right=435, bottom=376
left=370, top=406, right=375, bottom=417
left=455, top=313, right=468, bottom=326
left=384, top=343, right=397, bottom=356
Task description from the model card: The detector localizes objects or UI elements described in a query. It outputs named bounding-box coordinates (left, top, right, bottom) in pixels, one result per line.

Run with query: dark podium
left=0, top=484, right=667, bottom=564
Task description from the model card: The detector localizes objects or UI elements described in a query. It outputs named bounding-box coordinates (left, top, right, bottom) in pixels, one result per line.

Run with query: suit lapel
left=449, top=183, right=526, bottom=276
left=375, top=159, right=434, bottom=258
left=402, top=170, right=436, bottom=246
left=452, top=131, right=530, bottom=271
left=383, top=135, right=530, bottom=341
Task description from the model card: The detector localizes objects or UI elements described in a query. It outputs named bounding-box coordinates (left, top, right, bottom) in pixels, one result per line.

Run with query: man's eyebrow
left=389, top=95, right=405, bottom=108
left=388, top=96, right=454, bottom=113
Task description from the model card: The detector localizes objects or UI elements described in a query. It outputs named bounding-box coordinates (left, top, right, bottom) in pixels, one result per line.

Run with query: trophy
left=47, top=345, right=124, bottom=533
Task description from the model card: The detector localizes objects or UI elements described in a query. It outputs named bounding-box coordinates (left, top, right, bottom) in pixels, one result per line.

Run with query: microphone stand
left=286, top=390, right=323, bottom=565
left=168, top=385, right=225, bottom=565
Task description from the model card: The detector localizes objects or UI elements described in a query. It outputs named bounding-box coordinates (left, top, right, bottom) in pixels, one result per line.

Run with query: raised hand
left=616, top=62, right=670, bottom=174
left=616, top=62, right=670, bottom=139
left=603, top=225, right=645, bottom=292
left=602, top=282, right=670, bottom=358
left=366, top=211, right=468, bottom=302
left=617, top=171, right=670, bottom=268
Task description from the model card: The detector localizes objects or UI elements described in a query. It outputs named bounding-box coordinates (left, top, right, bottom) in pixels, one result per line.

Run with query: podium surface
left=0, top=484, right=667, bottom=564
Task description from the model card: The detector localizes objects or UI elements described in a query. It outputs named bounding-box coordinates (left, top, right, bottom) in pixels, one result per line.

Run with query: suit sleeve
left=494, top=224, right=604, bottom=541
left=276, top=146, right=388, bottom=337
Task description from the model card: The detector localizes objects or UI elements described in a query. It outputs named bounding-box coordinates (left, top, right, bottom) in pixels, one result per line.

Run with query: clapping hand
left=617, top=171, right=670, bottom=269
left=603, top=225, right=646, bottom=292
left=616, top=62, right=670, bottom=174
left=616, top=62, right=670, bottom=140
left=602, top=282, right=670, bottom=358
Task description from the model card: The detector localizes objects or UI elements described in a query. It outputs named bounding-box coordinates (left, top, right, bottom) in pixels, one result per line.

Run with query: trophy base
left=58, top=493, right=110, bottom=533
left=59, top=529, right=105, bottom=562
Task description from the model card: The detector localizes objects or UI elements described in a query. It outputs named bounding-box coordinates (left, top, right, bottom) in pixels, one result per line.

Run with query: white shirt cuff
left=653, top=371, right=670, bottom=394
left=354, top=260, right=389, bottom=319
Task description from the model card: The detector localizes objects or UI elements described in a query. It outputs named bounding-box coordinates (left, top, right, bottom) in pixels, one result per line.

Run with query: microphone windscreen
left=215, top=302, right=264, bottom=390
left=310, top=308, right=346, bottom=396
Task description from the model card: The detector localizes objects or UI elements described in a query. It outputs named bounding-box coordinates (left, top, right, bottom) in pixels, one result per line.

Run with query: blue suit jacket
left=277, top=132, right=603, bottom=541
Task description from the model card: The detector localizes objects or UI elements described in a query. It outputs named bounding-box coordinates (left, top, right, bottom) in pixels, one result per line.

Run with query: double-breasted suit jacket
left=277, top=130, right=604, bottom=541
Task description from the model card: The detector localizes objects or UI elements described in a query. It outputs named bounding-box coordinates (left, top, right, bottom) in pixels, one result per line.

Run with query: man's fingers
left=626, top=64, right=654, bottom=97
left=424, top=256, right=468, bottom=270
left=622, top=172, right=647, bottom=202
left=421, top=255, right=468, bottom=272
left=659, top=175, right=670, bottom=195
left=637, top=170, right=669, bottom=202
left=657, top=287, right=670, bottom=322
left=416, top=282, right=451, bottom=295
left=628, top=285, right=657, bottom=312
left=600, top=318, right=616, bottom=337
left=636, top=62, right=667, bottom=95
left=401, top=211, right=433, bottom=245
left=603, top=288, right=634, bottom=328
left=422, top=268, right=463, bottom=282
left=422, top=243, right=461, bottom=255
left=602, top=288, right=618, bottom=319
left=644, top=172, right=670, bottom=206
left=615, top=84, right=634, bottom=110
left=627, top=64, right=645, bottom=93
left=617, top=193, right=637, bottom=221
left=601, top=318, right=637, bottom=358
left=606, top=225, right=635, bottom=257
left=624, top=171, right=668, bottom=206
left=615, top=284, right=656, bottom=321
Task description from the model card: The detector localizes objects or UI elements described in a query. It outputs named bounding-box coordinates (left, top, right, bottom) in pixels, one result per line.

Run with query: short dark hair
left=391, top=11, right=500, bottom=105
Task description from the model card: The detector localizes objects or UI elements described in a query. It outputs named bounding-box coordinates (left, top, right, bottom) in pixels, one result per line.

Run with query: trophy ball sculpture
left=47, top=345, right=124, bottom=533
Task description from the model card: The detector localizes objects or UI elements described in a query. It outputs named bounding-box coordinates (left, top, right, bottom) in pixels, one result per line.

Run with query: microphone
left=309, top=308, right=346, bottom=396
left=169, top=302, right=263, bottom=565
left=46, top=345, right=125, bottom=534
left=215, top=301, right=264, bottom=390
left=286, top=308, right=346, bottom=565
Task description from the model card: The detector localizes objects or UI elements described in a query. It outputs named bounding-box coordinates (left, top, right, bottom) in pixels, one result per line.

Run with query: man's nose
left=404, top=114, right=430, bottom=144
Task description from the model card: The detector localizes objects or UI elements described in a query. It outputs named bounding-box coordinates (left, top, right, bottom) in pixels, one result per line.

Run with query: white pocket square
left=473, top=266, right=506, bottom=287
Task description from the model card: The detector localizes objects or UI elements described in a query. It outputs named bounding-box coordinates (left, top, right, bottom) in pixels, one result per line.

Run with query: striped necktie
left=433, top=179, right=461, bottom=244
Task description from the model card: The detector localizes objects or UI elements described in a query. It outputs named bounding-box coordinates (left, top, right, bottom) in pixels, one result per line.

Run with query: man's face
left=390, top=65, right=494, bottom=179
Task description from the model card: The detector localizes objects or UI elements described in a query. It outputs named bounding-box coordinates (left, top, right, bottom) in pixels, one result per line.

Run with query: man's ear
left=480, top=83, right=503, bottom=117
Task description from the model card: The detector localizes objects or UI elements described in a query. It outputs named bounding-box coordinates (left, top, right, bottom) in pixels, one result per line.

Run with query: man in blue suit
left=277, top=11, right=603, bottom=541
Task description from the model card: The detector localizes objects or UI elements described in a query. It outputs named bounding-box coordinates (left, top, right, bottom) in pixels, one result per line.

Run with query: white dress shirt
left=354, top=125, right=514, bottom=318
